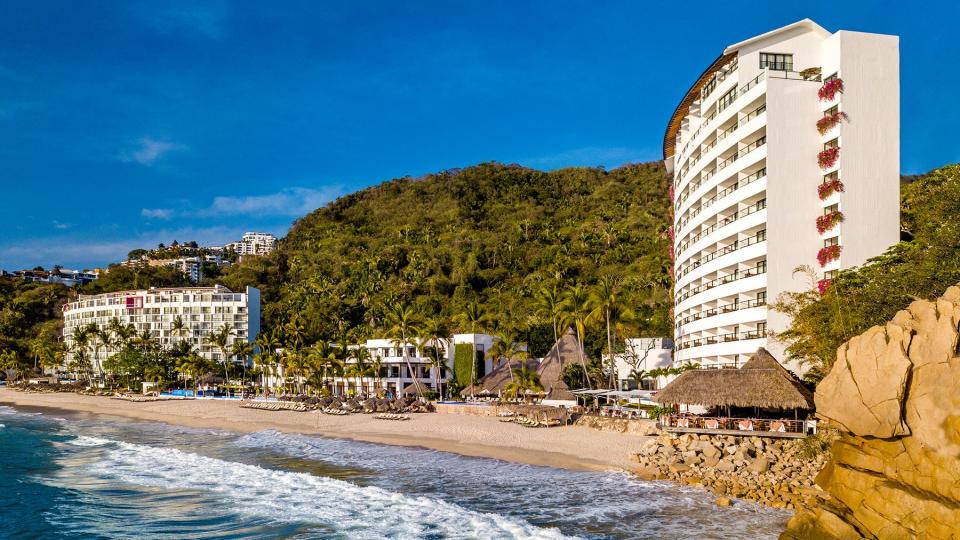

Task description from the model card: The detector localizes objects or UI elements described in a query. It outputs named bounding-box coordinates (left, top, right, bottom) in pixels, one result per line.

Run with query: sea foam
left=86, top=437, right=576, bottom=540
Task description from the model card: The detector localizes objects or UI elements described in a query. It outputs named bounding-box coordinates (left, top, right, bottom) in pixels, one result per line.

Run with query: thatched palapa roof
left=462, top=357, right=538, bottom=396
left=536, top=328, right=579, bottom=401
left=654, top=348, right=814, bottom=410
left=401, top=379, right=430, bottom=396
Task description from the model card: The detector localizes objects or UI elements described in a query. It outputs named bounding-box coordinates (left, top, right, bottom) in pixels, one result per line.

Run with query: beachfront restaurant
left=653, top=348, right=815, bottom=438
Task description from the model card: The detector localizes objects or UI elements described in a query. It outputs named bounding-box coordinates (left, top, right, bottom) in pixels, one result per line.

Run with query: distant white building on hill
left=223, top=232, right=277, bottom=257
left=664, top=19, right=899, bottom=373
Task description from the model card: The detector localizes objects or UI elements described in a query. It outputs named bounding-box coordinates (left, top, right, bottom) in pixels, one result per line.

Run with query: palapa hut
left=401, top=379, right=431, bottom=396
left=654, top=348, right=814, bottom=411
left=536, top=328, right=580, bottom=405
left=462, top=356, right=538, bottom=397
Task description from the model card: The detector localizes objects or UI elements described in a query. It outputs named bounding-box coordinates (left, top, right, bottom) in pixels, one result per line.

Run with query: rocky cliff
left=782, top=286, right=960, bottom=539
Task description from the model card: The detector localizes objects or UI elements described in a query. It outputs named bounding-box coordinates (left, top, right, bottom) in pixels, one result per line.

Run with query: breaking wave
left=85, top=436, right=575, bottom=540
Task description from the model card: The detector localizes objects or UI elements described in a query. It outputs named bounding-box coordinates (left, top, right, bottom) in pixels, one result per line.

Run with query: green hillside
left=230, top=161, right=674, bottom=354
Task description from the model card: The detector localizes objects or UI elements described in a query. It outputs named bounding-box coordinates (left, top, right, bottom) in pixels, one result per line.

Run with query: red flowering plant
left=818, top=78, right=844, bottom=101
left=816, top=211, right=844, bottom=234
left=817, top=178, right=845, bottom=200
left=817, top=147, right=840, bottom=169
left=816, top=111, right=849, bottom=135
left=669, top=184, right=675, bottom=203
left=817, top=245, right=842, bottom=267
left=817, top=278, right=831, bottom=295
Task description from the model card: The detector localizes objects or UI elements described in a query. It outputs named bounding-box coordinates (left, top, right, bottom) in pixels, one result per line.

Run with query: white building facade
left=665, top=19, right=899, bottom=372
left=324, top=333, right=496, bottom=397
left=63, top=285, right=261, bottom=375
left=225, top=232, right=278, bottom=257
left=613, top=338, right=674, bottom=390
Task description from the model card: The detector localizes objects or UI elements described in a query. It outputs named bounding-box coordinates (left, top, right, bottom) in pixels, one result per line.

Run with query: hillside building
left=62, top=285, right=260, bottom=377
left=664, top=19, right=899, bottom=372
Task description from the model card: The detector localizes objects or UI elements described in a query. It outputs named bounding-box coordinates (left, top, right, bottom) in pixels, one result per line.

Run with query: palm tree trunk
left=606, top=308, right=614, bottom=389
left=575, top=324, right=592, bottom=389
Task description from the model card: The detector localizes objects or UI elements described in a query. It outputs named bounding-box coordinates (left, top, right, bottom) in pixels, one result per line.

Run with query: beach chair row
left=374, top=413, right=410, bottom=421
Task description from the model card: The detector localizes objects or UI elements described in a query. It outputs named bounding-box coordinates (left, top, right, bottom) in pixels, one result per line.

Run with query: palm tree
left=206, top=323, right=234, bottom=391
left=170, top=315, right=189, bottom=347
left=486, top=331, right=527, bottom=382
left=29, top=338, right=50, bottom=372
left=176, top=352, right=213, bottom=395
left=385, top=303, right=423, bottom=398
left=587, top=275, right=634, bottom=388
left=254, top=331, right=280, bottom=393
left=420, top=315, right=450, bottom=399
left=503, top=366, right=543, bottom=402
left=351, top=346, right=372, bottom=396
left=535, top=284, right=563, bottom=346
left=284, top=347, right=309, bottom=394
left=83, top=322, right=108, bottom=386
left=231, top=340, right=254, bottom=391
left=69, top=326, right=92, bottom=384
left=561, top=283, right=593, bottom=389
left=455, top=301, right=488, bottom=396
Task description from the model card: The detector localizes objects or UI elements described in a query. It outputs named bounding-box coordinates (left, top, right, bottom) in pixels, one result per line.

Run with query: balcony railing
left=660, top=415, right=808, bottom=437
left=677, top=230, right=766, bottom=281
left=676, top=168, right=766, bottom=233
left=675, top=328, right=766, bottom=351
left=677, top=198, right=767, bottom=257
left=675, top=297, right=766, bottom=329
left=676, top=263, right=767, bottom=304
left=678, top=72, right=767, bottom=161
left=677, top=129, right=768, bottom=209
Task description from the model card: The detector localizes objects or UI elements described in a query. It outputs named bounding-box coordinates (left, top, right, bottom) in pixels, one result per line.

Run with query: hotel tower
left=665, top=19, right=899, bottom=372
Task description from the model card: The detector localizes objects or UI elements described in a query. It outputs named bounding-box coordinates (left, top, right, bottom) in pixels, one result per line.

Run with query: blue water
left=0, top=405, right=789, bottom=539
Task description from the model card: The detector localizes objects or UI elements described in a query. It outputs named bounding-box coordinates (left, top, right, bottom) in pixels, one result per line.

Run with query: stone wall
left=782, top=286, right=960, bottom=539
left=635, top=432, right=828, bottom=509
left=574, top=414, right=659, bottom=435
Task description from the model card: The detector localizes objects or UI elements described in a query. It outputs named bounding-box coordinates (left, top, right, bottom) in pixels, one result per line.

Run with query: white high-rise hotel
left=665, top=19, right=899, bottom=371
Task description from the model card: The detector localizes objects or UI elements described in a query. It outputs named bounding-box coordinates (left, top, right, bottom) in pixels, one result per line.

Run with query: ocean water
left=0, top=405, right=790, bottom=539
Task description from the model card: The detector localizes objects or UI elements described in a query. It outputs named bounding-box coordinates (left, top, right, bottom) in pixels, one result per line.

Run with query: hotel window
left=717, top=88, right=736, bottom=112
left=823, top=171, right=839, bottom=183
left=756, top=260, right=767, bottom=274
left=824, top=270, right=838, bottom=279
left=824, top=72, right=839, bottom=83
left=700, top=74, right=718, bottom=100
left=824, top=138, right=839, bottom=150
left=759, top=52, right=793, bottom=71
left=825, top=203, right=840, bottom=215
left=824, top=236, right=839, bottom=248
left=757, top=291, right=767, bottom=305
left=824, top=105, right=839, bottom=117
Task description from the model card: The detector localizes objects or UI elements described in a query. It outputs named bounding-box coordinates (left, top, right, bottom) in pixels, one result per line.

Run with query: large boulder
left=783, top=285, right=960, bottom=539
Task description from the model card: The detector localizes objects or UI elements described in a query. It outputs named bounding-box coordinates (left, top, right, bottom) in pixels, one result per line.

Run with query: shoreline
left=0, top=388, right=649, bottom=473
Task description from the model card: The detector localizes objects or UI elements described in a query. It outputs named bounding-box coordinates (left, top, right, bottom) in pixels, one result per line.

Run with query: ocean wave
left=87, top=437, right=577, bottom=540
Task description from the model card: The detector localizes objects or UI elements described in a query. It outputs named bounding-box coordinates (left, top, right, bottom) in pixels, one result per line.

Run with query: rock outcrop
left=783, top=286, right=960, bottom=539
left=635, top=432, right=827, bottom=509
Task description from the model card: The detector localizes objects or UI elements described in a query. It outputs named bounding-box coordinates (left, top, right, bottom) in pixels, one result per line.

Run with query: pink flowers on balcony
left=817, top=245, right=842, bottom=267
left=817, top=177, right=845, bottom=200
left=816, top=111, right=849, bottom=135
left=669, top=184, right=675, bottom=203
left=817, top=278, right=832, bottom=295
left=818, top=78, right=844, bottom=101
left=817, top=147, right=840, bottom=169
left=816, top=211, right=844, bottom=234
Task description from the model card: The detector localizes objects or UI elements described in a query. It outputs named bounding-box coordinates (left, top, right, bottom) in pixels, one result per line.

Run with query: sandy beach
left=0, top=388, right=650, bottom=472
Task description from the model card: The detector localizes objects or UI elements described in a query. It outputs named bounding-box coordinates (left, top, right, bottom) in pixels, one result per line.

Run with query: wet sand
left=0, top=389, right=651, bottom=472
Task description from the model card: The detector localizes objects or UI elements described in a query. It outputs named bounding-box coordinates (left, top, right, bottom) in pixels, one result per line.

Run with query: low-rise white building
left=613, top=338, right=674, bottom=390
left=62, top=285, right=261, bottom=376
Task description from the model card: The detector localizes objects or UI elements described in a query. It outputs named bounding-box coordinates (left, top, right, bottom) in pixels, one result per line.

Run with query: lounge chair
left=737, top=420, right=754, bottom=431
left=769, top=421, right=787, bottom=433
left=704, top=419, right=720, bottom=429
left=675, top=418, right=690, bottom=428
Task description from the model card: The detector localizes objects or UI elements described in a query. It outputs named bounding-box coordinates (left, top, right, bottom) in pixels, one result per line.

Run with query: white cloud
left=52, top=220, right=72, bottom=230
left=199, top=187, right=342, bottom=217
left=0, top=226, right=259, bottom=270
left=141, top=208, right=173, bottom=219
left=121, top=137, right=186, bottom=166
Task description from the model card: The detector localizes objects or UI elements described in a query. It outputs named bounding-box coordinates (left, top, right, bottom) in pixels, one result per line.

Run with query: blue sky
left=1, top=1, right=956, bottom=270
